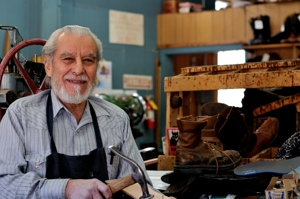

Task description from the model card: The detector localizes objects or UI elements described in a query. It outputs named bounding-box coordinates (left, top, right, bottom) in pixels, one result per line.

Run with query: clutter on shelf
left=248, top=13, right=300, bottom=45
left=178, top=2, right=202, bottom=13
left=162, top=0, right=202, bottom=14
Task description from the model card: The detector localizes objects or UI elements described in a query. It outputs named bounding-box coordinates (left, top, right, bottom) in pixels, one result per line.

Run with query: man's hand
left=65, top=179, right=112, bottom=199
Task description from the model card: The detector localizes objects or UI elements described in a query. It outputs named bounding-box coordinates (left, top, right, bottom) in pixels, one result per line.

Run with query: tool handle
left=106, top=174, right=135, bottom=194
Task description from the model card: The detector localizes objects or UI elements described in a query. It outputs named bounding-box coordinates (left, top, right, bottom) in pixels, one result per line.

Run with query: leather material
left=214, top=106, right=279, bottom=158
left=245, top=117, right=279, bottom=158
left=200, top=102, right=228, bottom=116
left=202, top=115, right=217, bottom=131
left=175, top=115, right=242, bottom=174
left=122, top=183, right=173, bottom=199
left=200, top=111, right=224, bottom=149
left=214, top=106, right=255, bottom=157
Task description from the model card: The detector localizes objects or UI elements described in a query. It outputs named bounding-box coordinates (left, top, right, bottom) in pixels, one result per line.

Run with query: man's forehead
left=56, top=33, right=97, bottom=49
left=54, top=33, right=98, bottom=58
left=59, top=51, right=96, bottom=58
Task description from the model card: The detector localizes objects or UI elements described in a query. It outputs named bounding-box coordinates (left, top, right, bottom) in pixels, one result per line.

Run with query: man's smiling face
left=45, top=32, right=98, bottom=104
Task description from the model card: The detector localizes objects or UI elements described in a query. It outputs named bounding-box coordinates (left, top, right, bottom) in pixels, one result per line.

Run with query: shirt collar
left=50, top=90, right=90, bottom=120
left=50, top=90, right=111, bottom=122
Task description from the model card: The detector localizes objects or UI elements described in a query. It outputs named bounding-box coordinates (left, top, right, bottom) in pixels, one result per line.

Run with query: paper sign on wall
left=96, top=59, right=112, bottom=90
left=109, top=10, right=144, bottom=46
left=123, top=74, right=152, bottom=90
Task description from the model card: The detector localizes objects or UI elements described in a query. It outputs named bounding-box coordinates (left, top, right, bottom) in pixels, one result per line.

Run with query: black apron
left=45, top=93, right=108, bottom=182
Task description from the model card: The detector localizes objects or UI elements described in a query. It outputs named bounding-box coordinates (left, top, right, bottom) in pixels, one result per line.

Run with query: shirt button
left=35, top=166, right=39, bottom=169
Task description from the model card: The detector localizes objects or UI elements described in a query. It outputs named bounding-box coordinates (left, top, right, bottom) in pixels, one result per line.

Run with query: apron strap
left=46, top=92, right=103, bottom=153
left=89, top=101, right=103, bottom=148
left=46, top=93, right=57, bottom=153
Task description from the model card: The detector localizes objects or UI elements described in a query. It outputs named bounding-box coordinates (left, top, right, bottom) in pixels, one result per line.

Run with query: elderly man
left=0, top=25, right=150, bottom=199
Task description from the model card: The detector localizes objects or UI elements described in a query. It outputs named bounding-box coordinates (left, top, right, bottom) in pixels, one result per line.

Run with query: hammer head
left=108, top=145, right=154, bottom=199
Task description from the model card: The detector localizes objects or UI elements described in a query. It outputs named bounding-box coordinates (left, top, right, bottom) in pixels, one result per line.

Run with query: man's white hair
left=42, top=25, right=102, bottom=87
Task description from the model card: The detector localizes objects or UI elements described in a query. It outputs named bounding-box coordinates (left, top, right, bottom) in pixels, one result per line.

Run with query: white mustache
left=64, top=75, right=89, bottom=81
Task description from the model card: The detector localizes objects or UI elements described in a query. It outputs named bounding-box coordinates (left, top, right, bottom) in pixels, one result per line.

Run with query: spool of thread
left=3, top=31, right=10, bottom=57
left=31, top=55, right=43, bottom=63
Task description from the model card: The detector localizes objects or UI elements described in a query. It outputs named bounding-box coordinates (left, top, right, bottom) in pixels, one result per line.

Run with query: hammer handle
left=106, top=174, right=135, bottom=194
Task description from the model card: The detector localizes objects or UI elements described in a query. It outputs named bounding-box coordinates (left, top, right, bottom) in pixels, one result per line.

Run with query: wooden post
left=154, top=58, right=161, bottom=152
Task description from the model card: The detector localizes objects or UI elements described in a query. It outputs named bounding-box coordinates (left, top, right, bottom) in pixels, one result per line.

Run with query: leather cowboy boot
left=174, top=115, right=242, bottom=175
left=214, top=106, right=256, bottom=157
left=244, top=117, right=279, bottom=158
left=214, top=107, right=279, bottom=158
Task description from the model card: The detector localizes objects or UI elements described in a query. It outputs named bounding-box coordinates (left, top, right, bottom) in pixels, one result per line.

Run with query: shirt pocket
left=105, top=147, right=119, bottom=179
left=25, top=154, right=47, bottom=177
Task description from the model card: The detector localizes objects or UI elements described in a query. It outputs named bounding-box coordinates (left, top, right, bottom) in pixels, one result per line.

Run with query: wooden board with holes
left=122, top=183, right=173, bottom=199
left=164, top=59, right=300, bottom=92
left=253, top=93, right=300, bottom=117
left=180, top=59, right=300, bottom=74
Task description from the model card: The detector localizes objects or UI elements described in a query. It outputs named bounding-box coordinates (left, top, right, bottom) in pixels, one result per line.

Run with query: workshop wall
left=0, top=0, right=162, bottom=148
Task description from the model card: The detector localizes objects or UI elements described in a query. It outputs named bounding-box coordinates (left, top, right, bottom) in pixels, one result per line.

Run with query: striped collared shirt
left=0, top=89, right=150, bottom=199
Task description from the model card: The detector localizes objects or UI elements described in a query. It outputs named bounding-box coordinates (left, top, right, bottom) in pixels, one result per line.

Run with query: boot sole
left=174, top=156, right=242, bottom=175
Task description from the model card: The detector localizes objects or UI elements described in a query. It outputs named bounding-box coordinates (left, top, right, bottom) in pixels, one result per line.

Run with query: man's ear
left=44, top=55, right=52, bottom=77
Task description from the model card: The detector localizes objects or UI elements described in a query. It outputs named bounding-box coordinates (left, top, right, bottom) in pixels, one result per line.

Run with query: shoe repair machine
left=0, top=25, right=47, bottom=120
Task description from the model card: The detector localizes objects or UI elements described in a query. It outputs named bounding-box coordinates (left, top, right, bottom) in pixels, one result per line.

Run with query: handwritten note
left=109, top=10, right=144, bottom=46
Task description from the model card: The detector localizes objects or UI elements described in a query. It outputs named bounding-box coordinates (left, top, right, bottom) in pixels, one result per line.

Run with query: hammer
left=106, top=145, right=154, bottom=199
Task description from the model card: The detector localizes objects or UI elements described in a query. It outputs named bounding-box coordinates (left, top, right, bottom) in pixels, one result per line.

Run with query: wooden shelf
left=242, top=43, right=300, bottom=51
left=157, top=1, right=300, bottom=49
left=242, top=43, right=300, bottom=60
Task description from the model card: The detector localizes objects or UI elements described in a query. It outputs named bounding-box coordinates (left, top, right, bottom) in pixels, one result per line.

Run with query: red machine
left=0, top=25, right=47, bottom=121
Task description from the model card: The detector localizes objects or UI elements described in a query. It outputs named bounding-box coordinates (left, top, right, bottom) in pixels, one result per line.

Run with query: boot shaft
left=177, top=115, right=207, bottom=149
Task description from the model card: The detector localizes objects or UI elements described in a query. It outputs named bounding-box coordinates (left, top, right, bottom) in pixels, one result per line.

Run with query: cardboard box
left=265, top=170, right=299, bottom=199
left=163, top=0, right=179, bottom=13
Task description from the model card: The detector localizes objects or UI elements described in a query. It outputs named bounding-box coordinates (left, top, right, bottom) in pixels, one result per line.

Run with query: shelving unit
left=164, top=59, right=300, bottom=127
left=156, top=1, right=300, bottom=151
left=155, top=1, right=300, bottom=197
left=243, top=43, right=300, bottom=60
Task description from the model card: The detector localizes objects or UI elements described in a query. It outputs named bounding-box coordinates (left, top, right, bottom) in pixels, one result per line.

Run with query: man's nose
left=73, top=60, right=85, bottom=74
